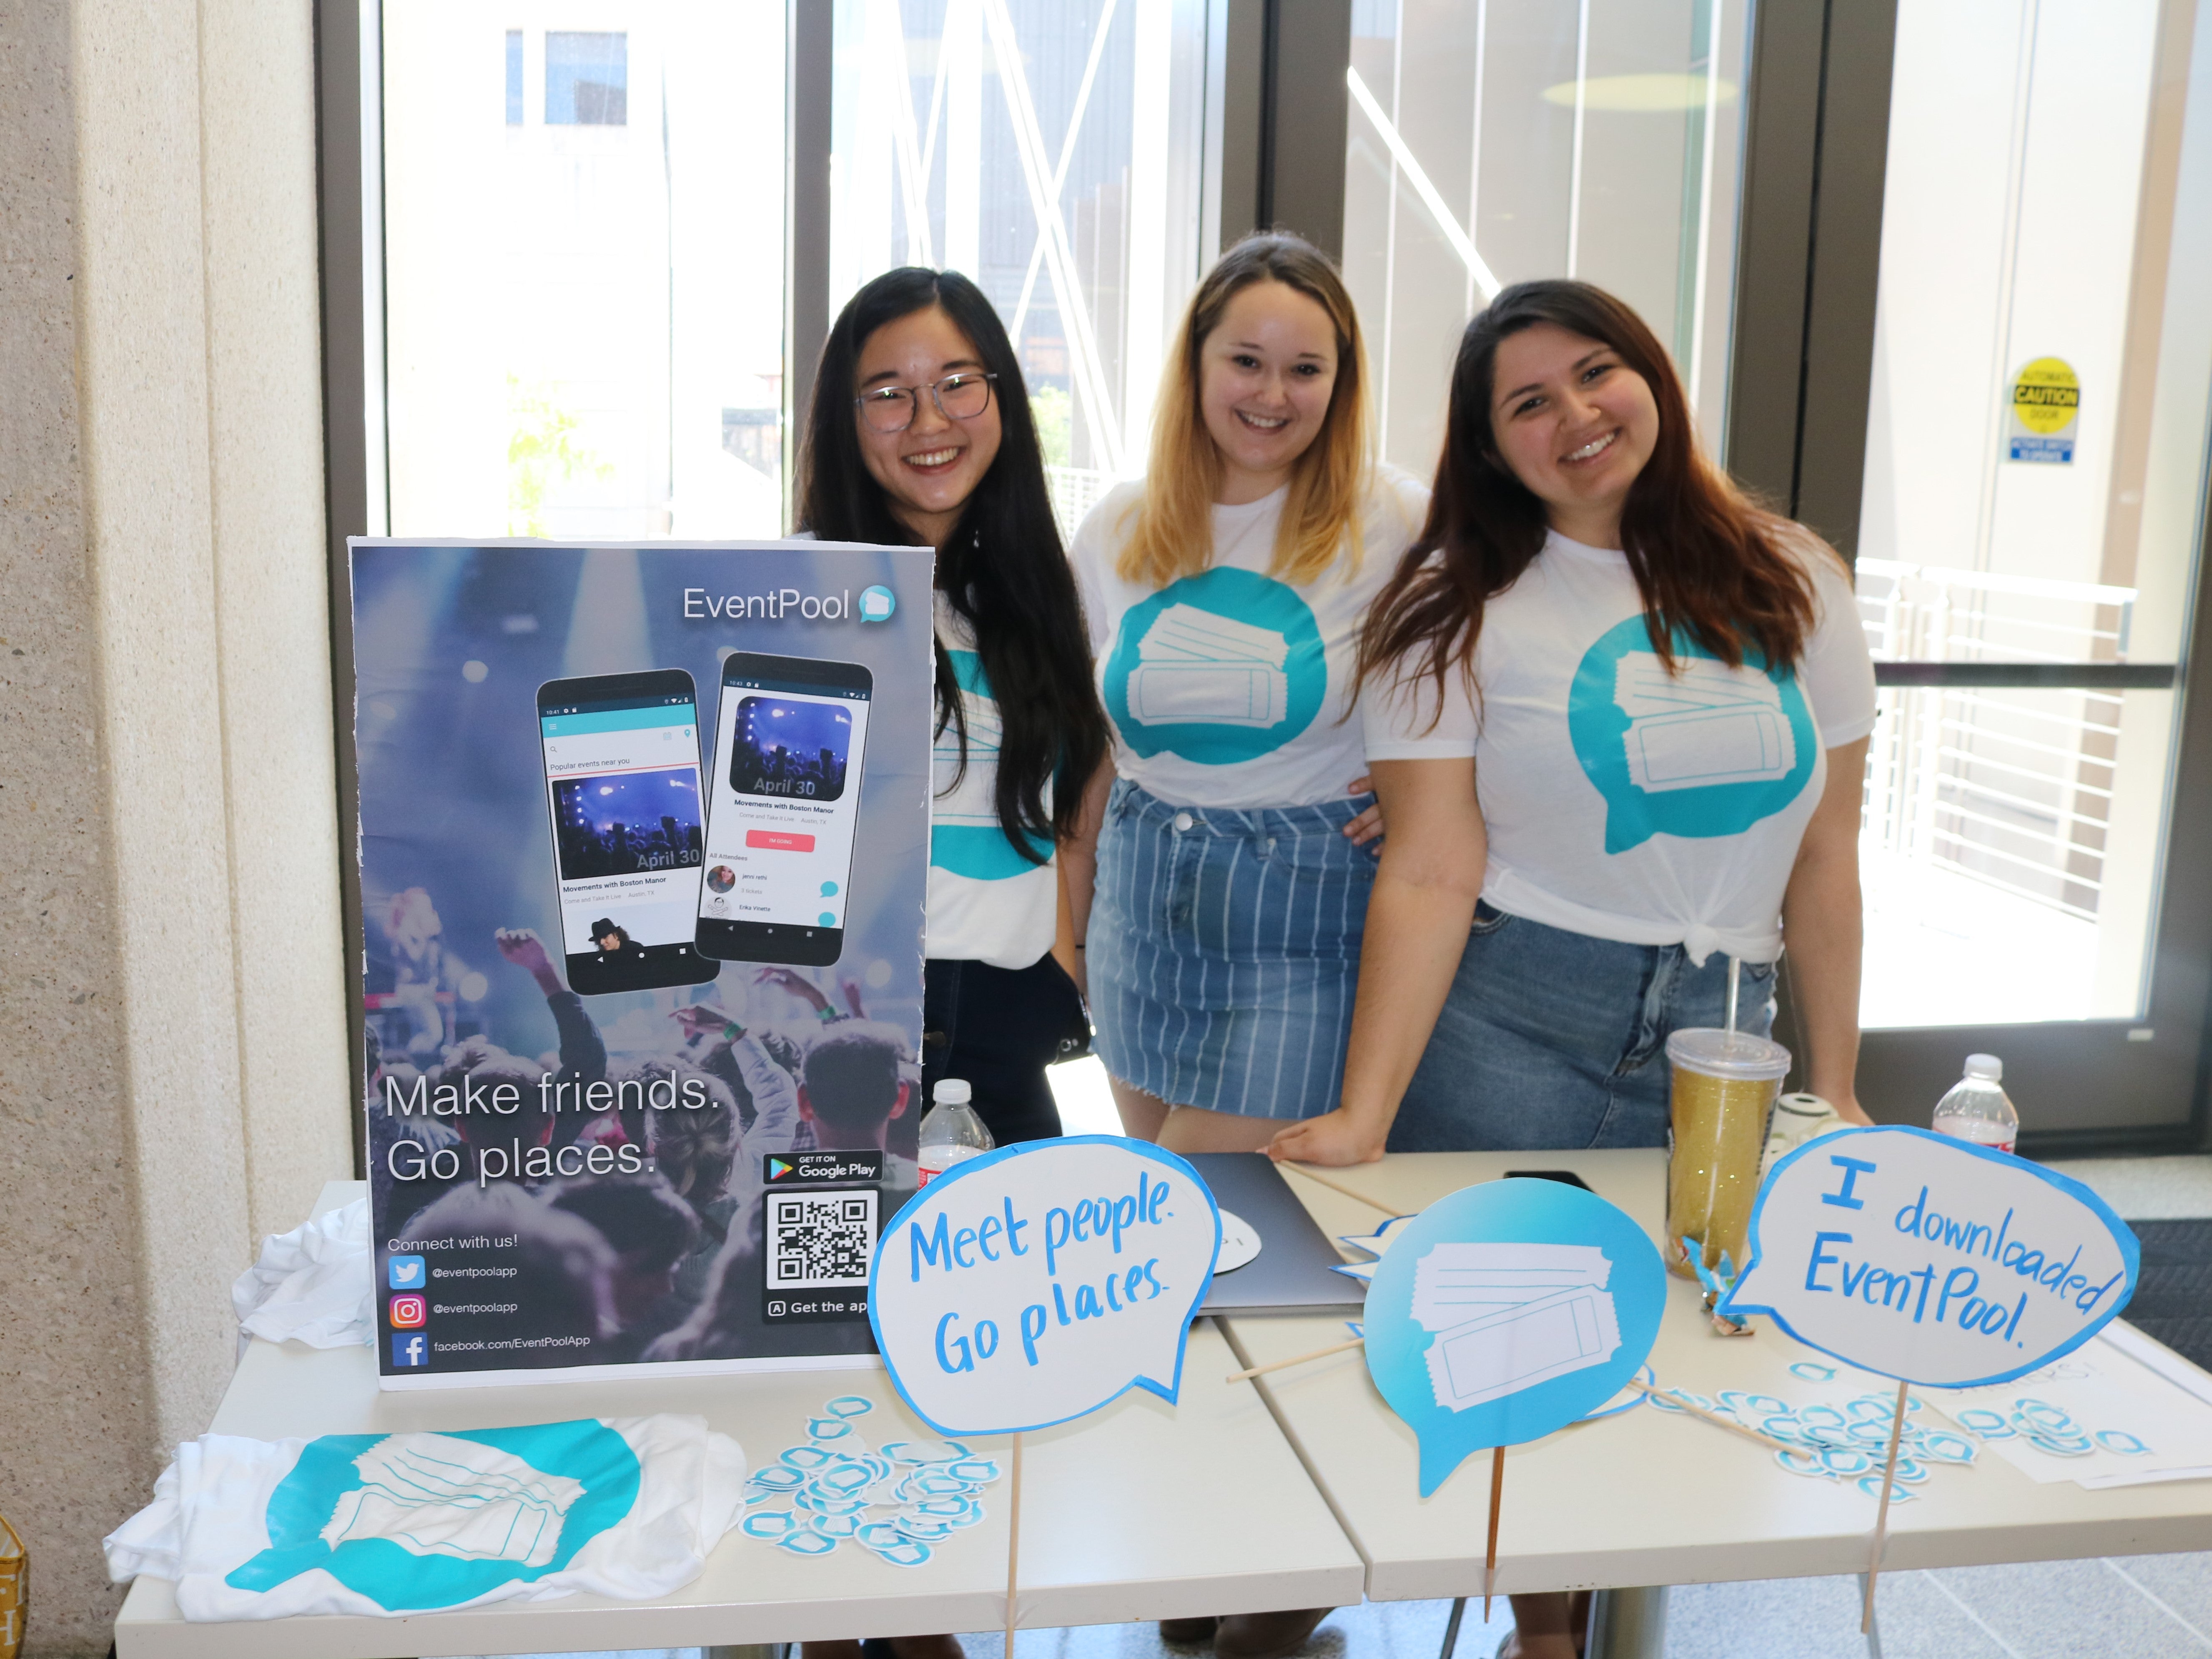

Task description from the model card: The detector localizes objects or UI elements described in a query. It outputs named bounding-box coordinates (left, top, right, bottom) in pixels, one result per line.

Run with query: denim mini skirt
left=1389, top=904, right=1778, bottom=1152
left=1090, top=778, right=1376, bottom=1121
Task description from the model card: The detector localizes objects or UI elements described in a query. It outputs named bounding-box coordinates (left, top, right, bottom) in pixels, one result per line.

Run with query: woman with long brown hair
left=1269, top=274, right=1876, bottom=1659
left=1271, top=277, right=1874, bottom=1159
left=1065, top=232, right=1425, bottom=1164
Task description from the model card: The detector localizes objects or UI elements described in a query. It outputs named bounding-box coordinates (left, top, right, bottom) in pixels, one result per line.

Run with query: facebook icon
left=391, top=1332, right=429, bottom=1368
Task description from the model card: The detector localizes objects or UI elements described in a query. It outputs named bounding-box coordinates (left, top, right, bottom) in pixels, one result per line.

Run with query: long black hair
left=797, top=268, right=1109, bottom=858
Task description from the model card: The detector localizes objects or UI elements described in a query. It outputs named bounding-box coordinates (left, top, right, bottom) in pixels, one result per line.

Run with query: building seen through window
left=546, top=30, right=628, bottom=126
left=382, top=6, right=785, bottom=542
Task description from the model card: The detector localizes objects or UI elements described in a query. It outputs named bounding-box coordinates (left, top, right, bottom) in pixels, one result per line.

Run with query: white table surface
left=1233, top=1152, right=2212, bottom=1603
left=114, top=1182, right=1365, bottom=1659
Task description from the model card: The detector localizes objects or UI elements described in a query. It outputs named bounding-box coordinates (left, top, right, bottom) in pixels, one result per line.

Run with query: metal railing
left=1855, top=560, right=2138, bottom=924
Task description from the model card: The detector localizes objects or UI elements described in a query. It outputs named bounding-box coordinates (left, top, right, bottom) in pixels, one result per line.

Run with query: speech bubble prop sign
left=1364, top=1179, right=1666, bottom=1496
left=1719, top=1126, right=2138, bottom=1387
left=869, top=1136, right=1221, bottom=1437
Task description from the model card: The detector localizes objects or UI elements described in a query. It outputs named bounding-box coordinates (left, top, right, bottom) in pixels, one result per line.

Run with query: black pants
left=922, top=953, right=1088, bottom=1146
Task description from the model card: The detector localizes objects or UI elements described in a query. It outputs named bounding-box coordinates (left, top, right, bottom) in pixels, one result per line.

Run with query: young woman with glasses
left=796, top=267, right=1109, bottom=1157
left=1269, top=281, right=1877, bottom=1657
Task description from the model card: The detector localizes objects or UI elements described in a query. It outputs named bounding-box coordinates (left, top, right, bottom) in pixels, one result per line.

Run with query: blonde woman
left=1066, top=232, right=1426, bottom=1170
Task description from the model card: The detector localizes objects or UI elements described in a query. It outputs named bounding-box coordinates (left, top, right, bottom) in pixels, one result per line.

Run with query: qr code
left=765, top=1190, right=878, bottom=1289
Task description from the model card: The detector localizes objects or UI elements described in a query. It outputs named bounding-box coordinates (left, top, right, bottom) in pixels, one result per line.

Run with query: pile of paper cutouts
left=740, top=1396, right=1003, bottom=1568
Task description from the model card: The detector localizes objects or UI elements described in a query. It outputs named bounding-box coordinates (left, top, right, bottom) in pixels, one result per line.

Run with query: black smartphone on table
left=536, top=668, right=717, bottom=996
left=695, top=651, right=873, bottom=968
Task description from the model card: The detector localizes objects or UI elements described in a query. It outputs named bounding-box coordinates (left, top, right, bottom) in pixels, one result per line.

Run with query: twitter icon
left=386, top=1254, right=426, bottom=1290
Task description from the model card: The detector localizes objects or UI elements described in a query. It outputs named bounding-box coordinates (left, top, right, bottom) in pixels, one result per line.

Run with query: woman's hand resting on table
left=1265, top=1107, right=1388, bottom=1167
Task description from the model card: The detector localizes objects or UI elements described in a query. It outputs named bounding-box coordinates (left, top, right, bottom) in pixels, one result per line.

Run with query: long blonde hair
left=1117, top=233, right=1372, bottom=589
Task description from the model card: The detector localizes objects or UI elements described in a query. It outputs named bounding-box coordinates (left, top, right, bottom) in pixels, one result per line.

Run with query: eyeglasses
left=854, top=371, right=997, bottom=433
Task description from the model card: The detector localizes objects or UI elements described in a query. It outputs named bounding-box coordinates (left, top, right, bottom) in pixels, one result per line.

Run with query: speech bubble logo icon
left=869, top=1136, right=1220, bottom=1436
left=859, top=585, right=897, bottom=622
left=1363, top=1180, right=1666, bottom=1496
left=1565, top=615, right=1818, bottom=854
left=1719, top=1125, right=2138, bottom=1387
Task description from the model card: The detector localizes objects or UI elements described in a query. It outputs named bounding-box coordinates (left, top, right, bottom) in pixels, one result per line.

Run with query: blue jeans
left=1388, top=905, right=1777, bottom=1152
left=1091, top=779, right=1375, bottom=1121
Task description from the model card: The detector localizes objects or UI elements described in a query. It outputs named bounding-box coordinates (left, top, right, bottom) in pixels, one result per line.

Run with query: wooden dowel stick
left=1860, top=1381, right=1909, bottom=1632
left=1281, top=1161, right=1402, bottom=1217
left=1225, top=1337, right=1367, bottom=1383
left=1005, top=1431, right=1023, bottom=1659
left=1626, top=1380, right=1799, bottom=1455
left=1483, top=1445, right=1505, bottom=1619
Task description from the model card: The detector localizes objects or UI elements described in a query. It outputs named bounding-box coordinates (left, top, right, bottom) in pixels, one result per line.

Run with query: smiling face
left=1197, top=280, right=1341, bottom=505
left=1486, top=321, right=1661, bottom=550
left=853, top=304, right=1003, bottom=547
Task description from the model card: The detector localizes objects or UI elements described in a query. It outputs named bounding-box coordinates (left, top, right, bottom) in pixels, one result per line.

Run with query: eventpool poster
left=351, top=540, right=932, bottom=1387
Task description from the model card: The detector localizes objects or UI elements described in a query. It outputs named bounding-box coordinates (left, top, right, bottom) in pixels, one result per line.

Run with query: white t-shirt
left=1363, top=527, right=1878, bottom=963
left=927, top=593, right=1058, bottom=969
left=1073, top=468, right=1430, bottom=809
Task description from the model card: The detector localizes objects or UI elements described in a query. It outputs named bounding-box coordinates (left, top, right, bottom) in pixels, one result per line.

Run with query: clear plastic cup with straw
left=1664, top=958, right=1793, bottom=1280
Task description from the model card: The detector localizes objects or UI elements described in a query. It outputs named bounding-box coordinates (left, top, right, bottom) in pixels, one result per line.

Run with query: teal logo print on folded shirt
left=1567, top=616, right=1816, bottom=854
left=1103, top=568, right=1326, bottom=765
left=226, top=1421, right=640, bottom=1611
left=932, top=648, right=1051, bottom=881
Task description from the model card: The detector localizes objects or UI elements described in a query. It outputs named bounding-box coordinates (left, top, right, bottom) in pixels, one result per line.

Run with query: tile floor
left=487, top=1155, right=2212, bottom=1659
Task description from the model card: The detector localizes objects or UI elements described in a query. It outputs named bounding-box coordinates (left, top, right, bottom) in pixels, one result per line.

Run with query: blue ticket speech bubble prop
left=1363, top=1179, right=1666, bottom=1496
left=1718, top=1126, right=2138, bottom=1387
left=869, top=1137, right=1221, bottom=1436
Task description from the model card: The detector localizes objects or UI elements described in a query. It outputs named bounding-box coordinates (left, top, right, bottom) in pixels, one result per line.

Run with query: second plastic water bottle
left=1931, top=1053, right=2019, bottom=1155
left=916, top=1077, right=994, bottom=1186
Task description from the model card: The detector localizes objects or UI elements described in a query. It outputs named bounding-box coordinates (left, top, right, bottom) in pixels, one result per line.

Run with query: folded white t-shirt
left=1073, top=468, right=1429, bottom=809
left=1364, top=527, right=1877, bottom=963
left=106, top=1416, right=745, bottom=1620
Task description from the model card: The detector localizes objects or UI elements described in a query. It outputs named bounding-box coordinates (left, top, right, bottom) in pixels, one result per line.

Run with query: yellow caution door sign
left=2007, top=357, right=2079, bottom=464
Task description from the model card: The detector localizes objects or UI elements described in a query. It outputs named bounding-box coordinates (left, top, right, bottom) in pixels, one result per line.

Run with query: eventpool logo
left=859, top=585, right=896, bottom=622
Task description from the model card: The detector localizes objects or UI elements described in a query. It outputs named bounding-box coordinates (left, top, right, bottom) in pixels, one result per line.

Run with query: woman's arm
left=1056, top=757, right=1115, bottom=998
left=1781, top=737, right=1872, bottom=1124
left=1267, top=758, right=1487, bottom=1165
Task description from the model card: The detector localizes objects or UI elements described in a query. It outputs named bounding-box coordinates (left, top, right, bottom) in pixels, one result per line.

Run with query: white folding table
left=1226, top=1152, right=2212, bottom=1614
left=113, top=1181, right=1366, bottom=1659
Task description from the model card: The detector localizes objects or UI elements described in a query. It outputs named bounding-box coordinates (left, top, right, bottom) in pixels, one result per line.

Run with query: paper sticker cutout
left=1332, top=1213, right=1417, bottom=1284
left=740, top=1394, right=1008, bottom=1567
left=1363, top=1179, right=1666, bottom=1494
left=868, top=1135, right=1221, bottom=1436
left=1214, top=1211, right=1262, bottom=1275
left=1719, top=1126, right=2138, bottom=1387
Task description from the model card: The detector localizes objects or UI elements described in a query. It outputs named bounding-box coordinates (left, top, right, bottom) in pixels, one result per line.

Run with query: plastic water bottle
left=917, top=1078, right=993, bottom=1186
left=1931, top=1053, right=2019, bottom=1155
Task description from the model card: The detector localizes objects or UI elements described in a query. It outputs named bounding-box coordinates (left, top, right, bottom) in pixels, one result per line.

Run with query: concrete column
left=0, top=1, right=351, bottom=1651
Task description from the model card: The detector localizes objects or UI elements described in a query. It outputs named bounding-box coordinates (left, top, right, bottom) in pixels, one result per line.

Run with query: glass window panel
left=383, top=7, right=787, bottom=542
left=1856, top=0, right=2212, bottom=1026
left=1344, top=0, right=1748, bottom=477
left=829, top=0, right=1208, bottom=538
left=1861, top=684, right=2174, bottom=1029
left=505, top=29, right=523, bottom=125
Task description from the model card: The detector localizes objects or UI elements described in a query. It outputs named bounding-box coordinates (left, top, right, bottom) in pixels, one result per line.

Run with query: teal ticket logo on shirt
left=226, top=1421, right=640, bottom=1611
left=1103, top=569, right=1326, bottom=765
left=1567, top=616, right=1817, bottom=853
left=930, top=648, right=1051, bottom=881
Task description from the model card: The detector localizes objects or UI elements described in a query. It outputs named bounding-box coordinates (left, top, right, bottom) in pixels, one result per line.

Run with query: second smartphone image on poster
left=696, top=652, right=873, bottom=967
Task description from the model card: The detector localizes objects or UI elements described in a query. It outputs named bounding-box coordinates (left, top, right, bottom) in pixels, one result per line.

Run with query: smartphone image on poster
left=695, top=652, right=873, bottom=967
left=536, top=668, right=718, bottom=997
